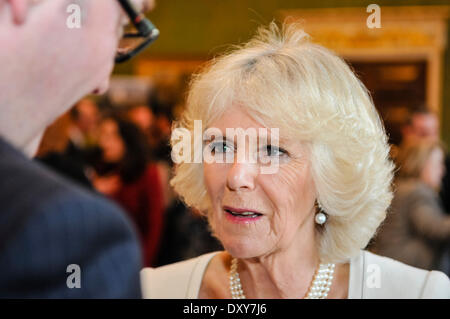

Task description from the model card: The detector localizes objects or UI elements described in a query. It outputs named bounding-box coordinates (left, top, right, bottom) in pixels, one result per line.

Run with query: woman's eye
left=209, top=141, right=232, bottom=153
left=262, top=145, right=286, bottom=157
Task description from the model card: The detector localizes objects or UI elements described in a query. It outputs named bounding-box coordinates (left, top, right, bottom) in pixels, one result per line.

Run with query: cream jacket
left=141, top=250, right=450, bottom=299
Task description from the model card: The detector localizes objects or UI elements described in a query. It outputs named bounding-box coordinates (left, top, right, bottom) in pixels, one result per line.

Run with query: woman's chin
left=221, top=239, right=266, bottom=259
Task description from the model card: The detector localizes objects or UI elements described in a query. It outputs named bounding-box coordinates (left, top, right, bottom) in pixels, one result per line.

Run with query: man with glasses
left=0, top=0, right=158, bottom=297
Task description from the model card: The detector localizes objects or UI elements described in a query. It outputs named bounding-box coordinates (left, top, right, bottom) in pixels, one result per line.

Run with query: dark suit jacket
left=0, top=137, right=142, bottom=298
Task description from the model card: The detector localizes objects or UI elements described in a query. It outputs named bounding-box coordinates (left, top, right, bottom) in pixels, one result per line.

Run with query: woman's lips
left=223, top=206, right=263, bottom=223
left=223, top=205, right=262, bottom=215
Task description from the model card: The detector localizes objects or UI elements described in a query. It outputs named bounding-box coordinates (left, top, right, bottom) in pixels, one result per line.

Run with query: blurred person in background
left=127, top=105, right=156, bottom=143
left=65, top=99, right=101, bottom=163
left=373, top=139, right=450, bottom=273
left=127, top=104, right=173, bottom=209
left=398, top=107, right=450, bottom=274
left=127, top=103, right=172, bottom=164
left=0, top=0, right=156, bottom=297
left=37, top=99, right=102, bottom=189
left=94, top=116, right=165, bottom=267
left=401, top=107, right=450, bottom=213
left=149, top=110, right=172, bottom=165
left=126, top=105, right=161, bottom=165
left=148, top=82, right=177, bottom=165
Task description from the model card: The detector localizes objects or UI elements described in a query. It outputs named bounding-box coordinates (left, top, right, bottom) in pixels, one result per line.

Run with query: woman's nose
left=226, top=161, right=258, bottom=191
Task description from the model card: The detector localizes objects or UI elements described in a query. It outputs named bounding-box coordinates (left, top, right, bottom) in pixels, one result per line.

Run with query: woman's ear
left=6, top=0, right=28, bottom=25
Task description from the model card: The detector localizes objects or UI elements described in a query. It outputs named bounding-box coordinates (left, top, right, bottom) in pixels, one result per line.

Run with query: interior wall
left=115, top=0, right=450, bottom=146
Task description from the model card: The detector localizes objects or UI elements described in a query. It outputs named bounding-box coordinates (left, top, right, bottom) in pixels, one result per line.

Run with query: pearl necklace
left=229, top=258, right=335, bottom=299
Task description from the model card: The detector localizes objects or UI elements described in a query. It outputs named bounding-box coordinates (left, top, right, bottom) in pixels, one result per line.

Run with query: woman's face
left=98, top=119, right=125, bottom=163
left=203, top=105, right=318, bottom=259
left=421, top=147, right=445, bottom=191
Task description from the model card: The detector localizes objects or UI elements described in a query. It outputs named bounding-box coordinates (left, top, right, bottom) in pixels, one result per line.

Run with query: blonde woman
left=141, top=23, right=450, bottom=298
left=373, top=138, right=450, bottom=271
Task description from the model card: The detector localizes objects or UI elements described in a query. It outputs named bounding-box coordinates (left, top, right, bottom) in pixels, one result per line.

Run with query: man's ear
left=6, top=0, right=28, bottom=25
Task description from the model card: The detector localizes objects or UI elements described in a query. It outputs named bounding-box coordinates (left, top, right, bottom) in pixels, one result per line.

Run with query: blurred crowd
left=36, top=88, right=222, bottom=268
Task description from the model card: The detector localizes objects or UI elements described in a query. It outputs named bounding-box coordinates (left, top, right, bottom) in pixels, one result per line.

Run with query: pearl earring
left=314, top=200, right=327, bottom=225
left=315, top=212, right=327, bottom=225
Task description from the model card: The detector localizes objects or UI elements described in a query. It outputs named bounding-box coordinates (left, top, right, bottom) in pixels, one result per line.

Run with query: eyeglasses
left=115, top=0, right=160, bottom=63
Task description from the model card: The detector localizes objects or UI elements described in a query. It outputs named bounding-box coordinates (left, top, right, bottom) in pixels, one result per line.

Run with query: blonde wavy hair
left=170, top=22, right=395, bottom=263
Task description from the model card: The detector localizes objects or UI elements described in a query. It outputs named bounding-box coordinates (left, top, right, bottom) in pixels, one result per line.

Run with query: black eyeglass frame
left=115, top=0, right=159, bottom=63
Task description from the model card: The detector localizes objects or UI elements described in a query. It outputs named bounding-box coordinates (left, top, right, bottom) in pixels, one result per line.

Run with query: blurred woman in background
left=93, top=116, right=165, bottom=267
left=126, top=105, right=173, bottom=208
left=374, top=138, right=450, bottom=271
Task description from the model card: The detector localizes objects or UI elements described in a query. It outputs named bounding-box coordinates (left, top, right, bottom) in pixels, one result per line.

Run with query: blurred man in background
left=0, top=0, right=155, bottom=297
left=396, top=107, right=450, bottom=274
left=401, top=108, right=450, bottom=213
